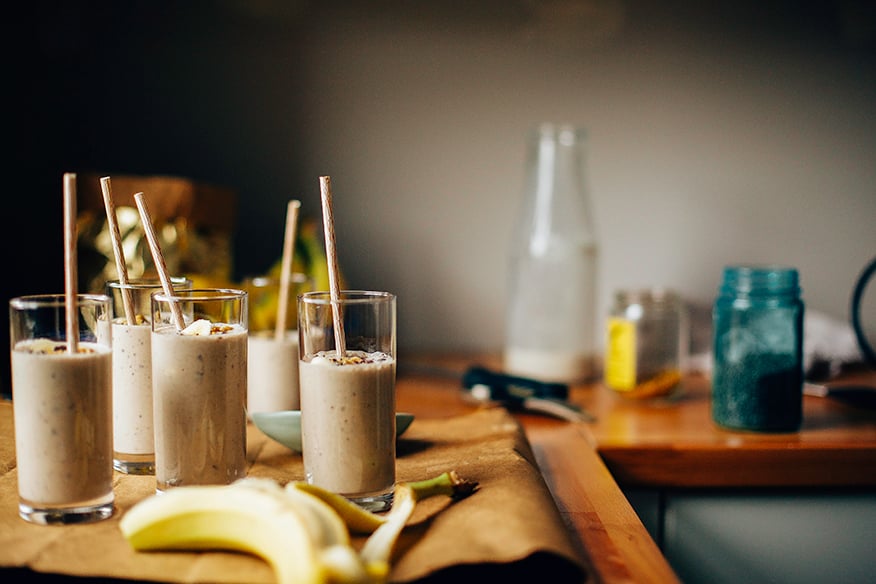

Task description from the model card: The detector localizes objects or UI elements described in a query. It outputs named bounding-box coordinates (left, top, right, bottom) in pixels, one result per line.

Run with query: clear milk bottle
left=504, top=123, right=600, bottom=384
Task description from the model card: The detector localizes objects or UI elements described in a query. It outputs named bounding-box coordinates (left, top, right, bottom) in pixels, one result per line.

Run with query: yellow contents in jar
left=605, top=316, right=682, bottom=399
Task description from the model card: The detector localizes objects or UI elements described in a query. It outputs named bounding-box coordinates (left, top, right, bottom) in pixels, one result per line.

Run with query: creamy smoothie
left=107, top=277, right=190, bottom=474
left=111, top=317, right=154, bottom=471
left=299, top=350, right=396, bottom=500
left=12, top=339, right=114, bottom=515
left=151, top=319, right=248, bottom=491
left=247, top=330, right=300, bottom=415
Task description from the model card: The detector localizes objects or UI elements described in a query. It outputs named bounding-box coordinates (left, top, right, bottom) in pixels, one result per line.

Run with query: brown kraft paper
left=0, top=402, right=589, bottom=583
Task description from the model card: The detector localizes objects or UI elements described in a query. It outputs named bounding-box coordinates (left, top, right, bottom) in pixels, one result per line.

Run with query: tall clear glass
left=106, top=276, right=191, bottom=474
left=9, top=293, right=114, bottom=524
left=151, top=288, right=248, bottom=491
left=243, top=273, right=313, bottom=415
left=298, top=290, right=397, bottom=512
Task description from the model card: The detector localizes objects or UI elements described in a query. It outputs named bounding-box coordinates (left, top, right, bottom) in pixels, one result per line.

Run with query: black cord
left=851, top=255, right=876, bottom=368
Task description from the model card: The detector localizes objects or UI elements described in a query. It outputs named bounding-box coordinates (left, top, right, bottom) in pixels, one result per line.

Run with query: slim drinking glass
left=106, top=277, right=191, bottom=474
left=150, top=288, right=248, bottom=491
left=298, top=290, right=397, bottom=511
left=9, top=293, right=114, bottom=524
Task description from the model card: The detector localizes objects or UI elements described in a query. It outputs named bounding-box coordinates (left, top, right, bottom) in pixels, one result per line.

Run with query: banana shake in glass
left=106, top=277, right=191, bottom=474
left=243, top=273, right=312, bottom=415
left=10, top=293, right=114, bottom=524
left=298, top=291, right=397, bottom=512
left=151, top=288, right=248, bottom=492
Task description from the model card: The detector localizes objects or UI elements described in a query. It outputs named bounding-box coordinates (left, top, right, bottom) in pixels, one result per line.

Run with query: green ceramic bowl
left=251, top=410, right=415, bottom=452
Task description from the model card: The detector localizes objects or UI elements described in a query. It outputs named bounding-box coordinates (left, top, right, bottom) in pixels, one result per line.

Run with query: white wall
left=276, top=2, right=876, bottom=355
left=13, top=1, right=876, bottom=361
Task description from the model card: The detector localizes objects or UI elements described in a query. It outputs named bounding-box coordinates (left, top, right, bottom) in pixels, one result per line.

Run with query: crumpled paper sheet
left=0, top=403, right=588, bottom=583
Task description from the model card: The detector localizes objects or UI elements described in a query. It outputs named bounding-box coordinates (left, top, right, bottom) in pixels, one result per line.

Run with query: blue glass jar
left=711, top=265, right=804, bottom=432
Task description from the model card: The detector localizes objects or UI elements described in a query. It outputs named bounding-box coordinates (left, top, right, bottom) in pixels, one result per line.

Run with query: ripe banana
left=119, top=481, right=328, bottom=584
left=119, top=472, right=478, bottom=584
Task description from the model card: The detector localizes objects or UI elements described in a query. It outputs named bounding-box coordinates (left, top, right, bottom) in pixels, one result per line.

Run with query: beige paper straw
left=275, top=199, right=301, bottom=341
left=319, top=176, right=346, bottom=357
left=100, top=176, right=137, bottom=325
left=63, top=173, right=79, bottom=354
left=133, top=192, right=186, bottom=331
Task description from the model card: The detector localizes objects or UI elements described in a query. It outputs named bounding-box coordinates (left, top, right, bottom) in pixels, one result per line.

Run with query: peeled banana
left=119, top=472, right=478, bottom=584
left=119, top=480, right=328, bottom=584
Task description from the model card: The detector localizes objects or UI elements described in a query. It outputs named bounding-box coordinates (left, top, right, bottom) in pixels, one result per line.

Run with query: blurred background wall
left=5, top=0, right=875, bottom=392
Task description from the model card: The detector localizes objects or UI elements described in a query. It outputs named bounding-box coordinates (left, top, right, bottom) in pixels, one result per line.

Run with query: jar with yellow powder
left=604, top=288, right=689, bottom=399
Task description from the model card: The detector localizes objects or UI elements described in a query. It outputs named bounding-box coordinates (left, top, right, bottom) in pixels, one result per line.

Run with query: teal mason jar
left=711, top=265, right=804, bottom=432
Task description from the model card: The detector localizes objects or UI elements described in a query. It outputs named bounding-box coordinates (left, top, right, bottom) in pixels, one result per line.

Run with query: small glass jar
left=711, top=265, right=804, bottom=432
left=604, top=288, right=688, bottom=399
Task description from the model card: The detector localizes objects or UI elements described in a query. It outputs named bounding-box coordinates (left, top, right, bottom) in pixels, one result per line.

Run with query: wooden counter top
left=402, top=355, right=876, bottom=491
left=1, top=354, right=682, bottom=584
left=579, top=369, right=876, bottom=489
left=396, top=353, right=876, bottom=583
left=395, top=356, right=683, bottom=584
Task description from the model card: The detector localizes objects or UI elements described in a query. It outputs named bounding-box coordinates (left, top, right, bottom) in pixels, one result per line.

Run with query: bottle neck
left=517, top=124, right=596, bottom=255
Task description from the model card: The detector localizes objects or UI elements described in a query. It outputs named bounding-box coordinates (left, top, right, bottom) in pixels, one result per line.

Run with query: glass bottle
left=504, top=123, right=599, bottom=384
left=711, top=265, right=804, bottom=432
left=604, top=288, right=689, bottom=399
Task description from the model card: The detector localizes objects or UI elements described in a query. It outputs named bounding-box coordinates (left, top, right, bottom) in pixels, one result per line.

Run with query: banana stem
left=408, top=470, right=478, bottom=501
left=360, top=471, right=478, bottom=580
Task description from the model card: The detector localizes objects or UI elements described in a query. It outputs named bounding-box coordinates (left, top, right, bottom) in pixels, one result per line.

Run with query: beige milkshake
left=247, top=331, right=300, bottom=414
left=152, top=318, right=248, bottom=491
left=10, top=293, right=115, bottom=525
left=298, top=289, right=397, bottom=511
left=299, top=350, right=396, bottom=501
left=107, top=278, right=190, bottom=474
left=13, top=341, right=114, bottom=515
left=110, top=319, right=152, bottom=468
left=243, top=273, right=311, bottom=416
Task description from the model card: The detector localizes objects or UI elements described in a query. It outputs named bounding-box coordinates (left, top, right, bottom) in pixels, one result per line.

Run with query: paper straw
left=100, top=176, right=137, bottom=325
left=275, top=199, right=301, bottom=341
left=63, top=173, right=79, bottom=354
left=319, top=176, right=346, bottom=357
left=133, top=192, right=186, bottom=331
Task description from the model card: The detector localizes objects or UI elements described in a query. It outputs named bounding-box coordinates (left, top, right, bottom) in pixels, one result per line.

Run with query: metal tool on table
left=461, top=365, right=595, bottom=422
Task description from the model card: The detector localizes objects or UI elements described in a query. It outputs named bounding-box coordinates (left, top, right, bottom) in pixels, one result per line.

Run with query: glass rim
left=10, top=293, right=110, bottom=309
left=299, top=290, right=395, bottom=305
left=245, top=273, right=311, bottom=287
left=152, top=288, right=247, bottom=302
left=614, top=287, right=681, bottom=303
left=107, top=276, right=192, bottom=290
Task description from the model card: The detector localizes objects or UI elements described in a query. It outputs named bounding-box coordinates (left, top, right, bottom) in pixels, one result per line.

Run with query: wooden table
left=8, top=352, right=871, bottom=584
left=0, top=352, right=680, bottom=584
left=397, top=355, right=683, bottom=584
left=399, top=354, right=876, bottom=584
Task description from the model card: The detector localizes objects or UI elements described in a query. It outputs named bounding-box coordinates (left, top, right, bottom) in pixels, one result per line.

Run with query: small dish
left=251, top=410, right=415, bottom=452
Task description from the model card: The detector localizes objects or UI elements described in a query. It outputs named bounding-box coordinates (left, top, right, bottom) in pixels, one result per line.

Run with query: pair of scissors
left=461, top=366, right=595, bottom=423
